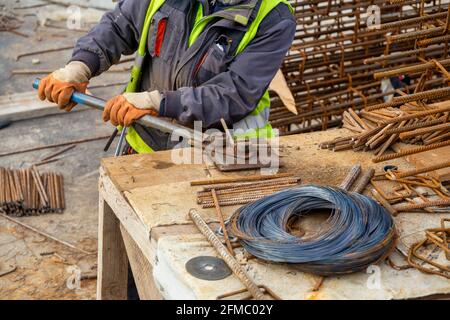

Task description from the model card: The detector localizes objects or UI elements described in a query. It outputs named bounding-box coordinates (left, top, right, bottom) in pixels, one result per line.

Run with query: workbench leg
left=97, top=197, right=128, bottom=300
left=120, top=225, right=163, bottom=300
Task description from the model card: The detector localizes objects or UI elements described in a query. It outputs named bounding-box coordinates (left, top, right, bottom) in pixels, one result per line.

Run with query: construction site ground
left=1, top=0, right=449, bottom=300
left=0, top=0, right=120, bottom=299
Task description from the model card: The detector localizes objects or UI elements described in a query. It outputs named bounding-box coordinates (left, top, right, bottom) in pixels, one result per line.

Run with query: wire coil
left=230, top=185, right=397, bottom=275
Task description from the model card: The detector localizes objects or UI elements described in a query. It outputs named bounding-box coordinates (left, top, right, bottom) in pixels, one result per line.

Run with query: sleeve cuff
left=161, top=90, right=185, bottom=119
left=70, top=50, right=100, bottom=76
left=158, top=97, right=166, bottom=116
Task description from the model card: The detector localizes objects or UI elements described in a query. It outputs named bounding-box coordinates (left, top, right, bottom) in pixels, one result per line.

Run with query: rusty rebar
left=365, top=87, right=450, bottom=111
left=418, top=34, right=450, bottom=47
left=339, top=165, right=362, bottom=191
left=191, top=173, right=292, bottom=186
left=200, top=177, right=300, bottom=192
left=189, top=209, right=267, bottom=300
left=384, top=118, right=446, bottom=135
left=372, top=140, right=450, bottom=163
left=394, top=199, right=450, bottom=211
left=399, top=123, right=450, bottom=140
left=380, top=105, right=450, bottom=125
left=0, top=167, right=65, bottom=216
left=378, top=11, right=448, bottom=30
left=353, top=169, right=375, bottom=194
left=395, top=161, right=450, bottom=178
left=211, top=189, right=234, bottom=256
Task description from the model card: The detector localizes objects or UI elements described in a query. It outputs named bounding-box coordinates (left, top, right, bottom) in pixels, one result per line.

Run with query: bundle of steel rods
left=271, top=0, right=449, bottom=135
left=319, top=100, right=450, bottom=162
left=191, top=173, right=301, bottom=208
left=0, top=166, right=65, bottom=216
left=229, top=186, right=397, bottom=275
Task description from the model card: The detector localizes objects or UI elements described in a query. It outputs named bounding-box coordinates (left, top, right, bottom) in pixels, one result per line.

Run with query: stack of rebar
left=191, top=173, right=301, bottom=208
left=271, top=0, right=450, bottom=135
left=320, top=100, right=450, bottom=162
left=0, top=166, right=65, bottom=216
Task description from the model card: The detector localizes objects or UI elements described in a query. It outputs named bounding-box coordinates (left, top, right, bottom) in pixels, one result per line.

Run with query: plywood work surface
left=100, top=129, right=450, bottom=300
left=101, top=129, right=414, bottom=231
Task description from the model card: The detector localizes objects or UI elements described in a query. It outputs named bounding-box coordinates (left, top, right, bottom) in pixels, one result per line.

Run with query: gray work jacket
left=71, top=0, right=295, bottom=140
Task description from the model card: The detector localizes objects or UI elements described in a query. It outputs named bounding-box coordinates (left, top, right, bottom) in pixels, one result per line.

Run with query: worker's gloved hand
left=102, top=91, right=161, bottom=127
left=38, top=61, right=91, bottom=111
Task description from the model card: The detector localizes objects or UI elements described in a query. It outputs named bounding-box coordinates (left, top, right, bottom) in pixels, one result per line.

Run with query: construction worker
left=38, top=0, right=296, bottom=154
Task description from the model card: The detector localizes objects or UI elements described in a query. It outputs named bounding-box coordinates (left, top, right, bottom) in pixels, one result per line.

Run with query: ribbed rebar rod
left=418, top=34, right=450, bottom=47
left=201, top=177, right=300, bottom=192
left=189, top=209, right=266, bottom=300
left=353, top=169, right=375, bottom=194
left=388, top=26, right=444, bottom=43
left=395, top=161, right=450, bottom=178
left=374, top=59, right=450, bottom=80
left=364, top=45, right=445, bottom=64
left=378, top=11, right=448, bottom=30
left=384, top=118, right=446, bottom=135
left=339, top=165, right=362, bottom=191
left=190, top=173, right=292, bottom=186
left=393, top=199, right=450, bottom=211
left=399, top=123, right=450, bottom=140
left=201, top=195, right=270, bottom=208
left=379, top=106, right=450, bottom=125
left=372, top=140, right=450, bottom=163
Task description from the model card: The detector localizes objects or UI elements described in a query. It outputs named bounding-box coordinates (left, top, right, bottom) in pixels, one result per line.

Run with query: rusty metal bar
left=189, top=209, right=267, bottom=300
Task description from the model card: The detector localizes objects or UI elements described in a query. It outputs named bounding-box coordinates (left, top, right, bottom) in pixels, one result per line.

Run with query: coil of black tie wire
left=229, top=185, right=397, bottom=275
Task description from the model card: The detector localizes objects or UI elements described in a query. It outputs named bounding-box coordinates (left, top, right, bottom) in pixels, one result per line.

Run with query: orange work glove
left=102, top=91, right=162, bottom=127
left=38, top=61, right=91, bottom=111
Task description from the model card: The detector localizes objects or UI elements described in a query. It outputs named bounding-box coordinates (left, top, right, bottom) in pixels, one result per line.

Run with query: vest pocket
left=148, top=11, right=177, bottom=62
left=195, top=42, right=230, bottom=86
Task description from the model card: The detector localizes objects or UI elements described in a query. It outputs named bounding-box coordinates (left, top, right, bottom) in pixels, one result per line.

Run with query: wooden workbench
left=97, top=129, right=450, bottom=300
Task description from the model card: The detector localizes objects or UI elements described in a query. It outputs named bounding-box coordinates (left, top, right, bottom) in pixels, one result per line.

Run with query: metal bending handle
left=33, top=79, right=204, bottom=143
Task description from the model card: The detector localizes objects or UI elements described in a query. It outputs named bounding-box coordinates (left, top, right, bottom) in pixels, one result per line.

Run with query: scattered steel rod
left=40, top=145, right=76, bottom=162
left=189, top=209, right=267, bottom=300
left=190, top=173, right=293, bottom=186
left=211, top=189, right=234, bottom=256
left=0, top=134, right=112, bottom=158
left=395, top=161, right=450, bottom=178
left=339, top=164, right=362, bottom=191
left=353, top=168, right=375, bottom=193
left=0, top=211, right=94, bottom=255
left=372, top=140, right=450, bottom=163
left=15, top=45, right=74, bottom=61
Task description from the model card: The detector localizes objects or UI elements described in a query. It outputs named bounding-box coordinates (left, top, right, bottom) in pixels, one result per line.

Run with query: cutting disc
left=185, top=256, right=232, bottom=281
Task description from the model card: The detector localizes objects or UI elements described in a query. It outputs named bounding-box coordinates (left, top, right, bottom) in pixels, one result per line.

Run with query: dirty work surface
left=101, top=129, right=450, bottom=299
left=0, top=0, right=121, bottom=299
left=106, top=129, right=415, bottom=231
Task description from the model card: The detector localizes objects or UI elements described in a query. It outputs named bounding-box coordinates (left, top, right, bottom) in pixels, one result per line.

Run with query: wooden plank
left=120, top=225, right=163, bottom=300
left=101, top=151, right=210, bottom=192
left=97, top=196, right=128, bottom=300
left=99, top=167, right=153, bottom=263
left=393, top=143, right=450, bottom=182
left=406, top=146, right=450, bottom=182
left=151, top=223, right=220, bottom=242
left=0, top=91, right=86, bottom=122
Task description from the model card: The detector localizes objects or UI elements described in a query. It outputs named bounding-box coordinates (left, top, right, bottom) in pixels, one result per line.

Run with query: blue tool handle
left=33, top=79, right=106, bottom=111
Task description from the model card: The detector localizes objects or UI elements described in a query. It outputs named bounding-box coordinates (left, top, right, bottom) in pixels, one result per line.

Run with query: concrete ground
left=0, top=0, right=127, bottom=299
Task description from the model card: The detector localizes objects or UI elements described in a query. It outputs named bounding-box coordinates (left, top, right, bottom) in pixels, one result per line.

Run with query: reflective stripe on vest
left=125, top=0, right=293, bottom=153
